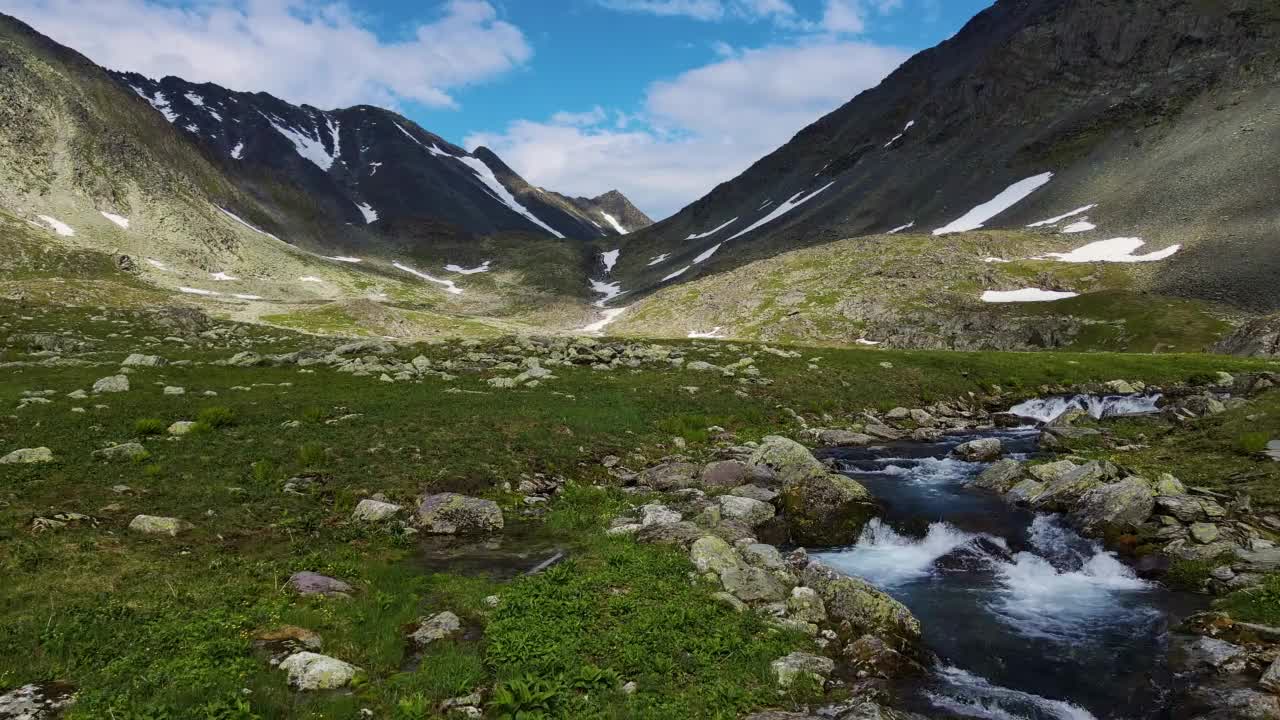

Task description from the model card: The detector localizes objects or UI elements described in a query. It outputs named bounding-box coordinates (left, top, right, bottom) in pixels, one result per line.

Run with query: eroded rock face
left=414, top=493, right=503, bottom=535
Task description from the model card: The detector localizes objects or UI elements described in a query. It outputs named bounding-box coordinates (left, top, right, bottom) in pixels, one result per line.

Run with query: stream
left=814, top=397, right=1201, bottom=720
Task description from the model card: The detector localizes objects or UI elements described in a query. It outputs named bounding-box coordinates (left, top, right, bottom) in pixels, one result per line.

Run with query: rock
left=0, top=447, right=53, bottom=464
left=1105, top=379, right=1137, bottom=394
left=167, top=421, right=196, bottom=435
left=408, top=611, right=462, bottom=646
left=414, top=493, right=503, bottom=535
left=1235, top=547, right=1280, bottom=573
left=351, top=499, right=403, bottom=522
left=1028, top=460, right=1079, bottom=484
left=702, top=459, right=775, bottom=488
left=1157, top=494, right=1210, bottom=523
left=254, top=625, right=323, bottom=651
left=690, top=536, right=741, bottom=575
left=122, top=353, right=166, bottom=367
left=162, top=386, right=185, bottom=396
left=728, top=484, right=779, bottom=503
left=817, top=429, right=878, bottom=447
left=843, top=633, right=926, bottom=679
left=635, top=521, right=704, bottom=547
left=1069, top=478, right=1155, bottom=537
left=278, top=652, right=361, bottom=690
left=640, top=503, right=682, bottom=526
left=712, top=591, right=748, bottom=613
left=0, top=683, right=76, bottom=719
left=910, top=409, right=936, bottom=427
left=635, top=461, right=701, bottom=491
left=741, top=543, right=786, bottom=570
left=1192, top=522, right=1222, bottom=544
left=1184, top=637, right=1247, bottom=674
left=802, top=561, right=921, bottom=644
left=750, top=436, right=827, bottom=485
left=787, top=586, right=827, bottom=624
left=720, top=564, right=790, bottom=603
left=770, top=651, right=834, bottom=688
left=781, top=473, right=877, bottom=546
left=92, top=443, right=147, bottom=461
left=717, top=495, right=775, bottom=527
left=128, top=514, right=192, bottom=536
left=1260, top=656, right=1280, bottom=693
left=334, top=339, right=394, bottom=356
left=92, top=374, right=129, bottom=393
left=971, top=459, right=1024, bottom=492
left=886, top=407, right=911, bottom=420
left=286, top=571, right=354, bottom=598
left=953, top=438, right=1003, bottom=462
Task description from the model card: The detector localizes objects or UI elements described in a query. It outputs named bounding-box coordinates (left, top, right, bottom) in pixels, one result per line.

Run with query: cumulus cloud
left=468, top=40, right=909, bottom=219
left=4, top=0, right=532, bottom=109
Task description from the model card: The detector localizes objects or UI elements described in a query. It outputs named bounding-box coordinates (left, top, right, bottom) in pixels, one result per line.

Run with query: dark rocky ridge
left=616, top=0, right=1280, bottom=312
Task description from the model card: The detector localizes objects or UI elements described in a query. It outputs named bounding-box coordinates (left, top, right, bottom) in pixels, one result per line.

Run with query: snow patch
left=445, top=261, right=492, bottom=275
left=686, top=217, right=738, bottom=240
left=688, top=327, right=724, bottom=339
left=146, top=258, right=167, bottom=270
left=218, top=207, right=283, bottom=242
left=1028, top=204, right=1096, bottom=228
left=393, top=262, right=463, bottom=295
left=230, top=142, right=244, bottom=160
left=981, top=288, right=1079, bottom=303
left=184, top=92, right=204, bottom=106
left=600, top=212, right=628, bottom=234
left=262, top=112, right=338, bottom=171
left=455, top=156, right=565, bottom=238
left=100, top=211, right=129, bottom=229
left=355, top=202, right=378, bottom=224
left=887, top=221, right=915, bottom=234
left=147, top=92, right=179, bottom=123
left=178, top=287, right=219, bottom=296
left=983, top=257, right=1011, bottom=264
left=601, top=249, right=620, bottom=273
left=36, top=215, right=74, bottom=236
left=933, top=172, right=1054, bottom=236
left=210, top=272, right=238, bottom=281
left=693, top=243, right=722, bottom=264
left=233, top=294, right=263, bottom=300
left=1062, top=220, right=1096, bottom=234
left=661, top=265, right=691, bottom=282
left=369, top=162, right=382, bottom=175
left=324, top=256, right=362, bottom=263
left=589, top=279, right=625, bottom=307
left=647, top=253, right=670, bottom=266
left=578, top=307, right=627, bottom=335
left=394, top=122, right=451, bottom=157
left=298, top=276, right=323, bottom=283
left=856, top=338, right=882, bottom=346
left=884, top=120, right=915, bottom=148
left=727, top=182, right=836, bottom=241
left=1041, top=238, right=1180, bottom=263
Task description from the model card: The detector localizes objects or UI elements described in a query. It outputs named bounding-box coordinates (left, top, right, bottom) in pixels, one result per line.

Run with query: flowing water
left=814, top=420, right=1201, bottom=720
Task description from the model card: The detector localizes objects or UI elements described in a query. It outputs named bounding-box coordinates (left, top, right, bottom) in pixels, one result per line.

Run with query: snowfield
left=589, top=279, right=625, bottom=307
left=981, top=288, right=1079, bottom=303
left=355, top=202, right=378, bottom=224
left=934, top=172, right=1054, bottom=235
left=456, top=156, right=565, bottom=238
left=601, top=249, right=620, bottom=273
left=1061, top=220, right=1096, bottom=234
left=693, top=243, right=721, bottom=264
left=393, top=262, right=463, bottom=295
left=600, top=212, right=628, bottom=234
left=210, top=272, right=238, bottom=281
left=218, top=207, right=283, bottom=242
left=887, top=222, right=915, bottom=234
left=262, top=112, right=338, bottom=171
left=1041, top=238, right=1181, bottom=263
left=578, top=307, right=627, bottom=334
left=100, top=212, right=130, bottom=229
left=687, top=328, right=725, bottom=339
left=1027, top=204, right=1096, bottom=228
left=686, top=217, right=738, bottom=240
left=36, top=215, right=74, bottom=236
left=728, top=182, right=836, bottom=241
left=647, top=253, right=670, bottom=266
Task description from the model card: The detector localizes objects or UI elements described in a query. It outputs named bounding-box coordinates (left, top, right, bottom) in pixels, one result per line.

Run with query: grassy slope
left=1, top=301, right=1276, bottom=718
left=612, top=231, right=1237, bottom=351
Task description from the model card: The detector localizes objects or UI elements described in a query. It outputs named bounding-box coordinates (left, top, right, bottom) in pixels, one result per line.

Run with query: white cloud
left=821, top=0, right=866, bottom=33
left=468, top=40, right=908, bottom=219
left=550, top=106, right=607, bottom=126
left=4, top=0, right=531, bottom=109
left=596, top=0, right=797, bottom=23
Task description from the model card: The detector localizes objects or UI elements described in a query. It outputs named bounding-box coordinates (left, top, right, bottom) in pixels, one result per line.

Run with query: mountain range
left=2, top=0, right=1279, bottom=353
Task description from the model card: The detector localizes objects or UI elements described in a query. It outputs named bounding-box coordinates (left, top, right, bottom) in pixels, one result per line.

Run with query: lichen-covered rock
left=167, top=421, right=196, bottom=436
left=408, top=611, right=462, bottom=647
left=741, top=543, right=786, bottom=570
left=952, top=438, right=1003, bottom=462
left=817, top=429, right=878, bottom=447
left=634, top=521, right=703, bottom=547
left=92, top=443, right=147, bottom=461
left=92, top=374, right=129, bottom=393
left=717, top=495, right=775, bottom=527
left=122, top=353, right=166, bottom=367
left=720, top=564, right=790, bottom=603
left=278, top=652, right=360, bottom=690
left=786, top=586, right=826, bottom=624
left=1154, top=473, right=1186, bottom=496
left=781, top=473, right=877, bottom=546
left=749, top=436, right=827, bottom=485
left=971, top=459, right=1024, bottom=492
left=1028, top=460, right=1079, bottom=484
left=0, top=447, right=53, bottom=464
left=1069, top=478, right=1155, bottom=537
left=128, top=514, right=193, bottom=536
left=770, top=651, right=834, bottom=688
left=700, top=460, right=752, bottom=488
left=639, top=503, right=682, bottom=526
left=351, top=499, right=402, bottom=522
left=414, top=493, right=503, bottom=535
left=635, top=461, right=701, bottom=491
left=286, top=571, right=354, bottom=598
left=691, top=536, right=741, bottom=575
left=1006, top=479, right=1047, bottom=505
left=801, top=561, right=921, bottom=645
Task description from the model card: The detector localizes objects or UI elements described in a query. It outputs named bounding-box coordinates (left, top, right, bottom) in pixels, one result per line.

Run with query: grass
left=1216, top=574, right=1280, bottom=625
left=1, top=301, right=1278, bottom=717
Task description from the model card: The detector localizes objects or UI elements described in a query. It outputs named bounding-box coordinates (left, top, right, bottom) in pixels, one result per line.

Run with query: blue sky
left=8, top=0, right=993, bottom=217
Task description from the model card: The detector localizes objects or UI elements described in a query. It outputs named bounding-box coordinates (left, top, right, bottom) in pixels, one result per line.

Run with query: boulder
left=786, top=586, right=826, bottom=624
left=741, top=543, right=787, bottom=570
left=92, top=443, right=147, bottom=461
left=720, top=564, right=790, bottom=603
left=286, top=571, right=354, bottom=598
left=717, top=495, right=775, bottom=527
left=635, top=461, right=701, bottom=491
left=92, top=374, right=130, bottom=393
left=690, top=536, right=741, bottom=575
left=817, top=429, right=878, bottom=447
left=770, top=651, right=834, bottom=688
left=278, top=652, right=361, bottom=690
left=801, top=561, right=921, bottom=644
left=408, top=611, right=462, bottom=646
left=971, top=459, right=1024, bottom=492
left=0, top=447, right=53, bottom=464
left=1260, top=656, right=1280, bottom=693
left=128, top=514, right=193, bottom=536
left=1191, top=523, right=1222, bottom=544
left=700, top=460, right=753, bottom=488
left=122, top=353, right=166, bottom=367
left=1069, top=478, right=1155, bottom=537
left=1028, top=460, right=1079, bottom=484
left=634, top=521, right=703, bottom=547
left=1031, top=461, right=1114, bottom=510
left=750, top=436, right=827, bottom=485
left=1154, top=473, right=1187, bottom=495
left=0, top=683, right=76, bottom=719
left=639, top=503, right=682, bottom=526
left=728, top=484, right=779, bottom=503
left=351, top=499, right=403, bottom=522
left=781, top=473, right=877, bottom=546
left=167, top=421, right=196, bottom=436
left=414, top=493, right=504, bottom=535
left=1182, top=636, right=1247, bottom=674
left=1006, top=479, right=1047, bottom=505
left=952, top=438, right=1003, bottom=462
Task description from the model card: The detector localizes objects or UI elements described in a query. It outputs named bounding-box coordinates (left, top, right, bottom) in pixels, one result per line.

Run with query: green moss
left=1215, top=574, right=1280, bottom=625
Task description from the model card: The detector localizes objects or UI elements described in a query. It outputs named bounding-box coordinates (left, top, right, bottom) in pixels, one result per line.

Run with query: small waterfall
left=926, top=666, right=1099, bottom=720
left=816, top=519, right=1002, bottom=588
left=1007, top=394, right=1162, bottom=423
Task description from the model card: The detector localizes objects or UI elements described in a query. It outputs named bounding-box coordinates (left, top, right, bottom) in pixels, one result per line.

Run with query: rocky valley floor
left=2, top=301, right=1280, bottom=719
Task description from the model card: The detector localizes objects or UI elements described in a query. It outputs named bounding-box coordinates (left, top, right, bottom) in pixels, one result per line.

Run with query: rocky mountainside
left=109, top=70, right=630, bottom=243
left=610, top=0, right=1280, bottom=316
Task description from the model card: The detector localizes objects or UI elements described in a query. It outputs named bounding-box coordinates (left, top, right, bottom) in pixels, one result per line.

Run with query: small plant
left=1238, top=432, right=1272, bottom=455
left=143, top=463, right=163, bottom=478
left=129, top=448, right=152, bottom=463
left=301, top=406, right=327, bottom=423
left=392, top=694, right=432, bottom=720
left=490, top=675, right=560, bottom=719
left=197, top=406, right=237, bottom=428
left=250, top=460, right=276, bottom=485
left=297, top=442, right=326, bottom=467
left=133, top=418, right=166, bottom=436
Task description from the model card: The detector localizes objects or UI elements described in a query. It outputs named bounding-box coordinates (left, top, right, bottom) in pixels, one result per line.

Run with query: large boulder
left=278, top=652, right=361, bottom=690
left=970, top=459, right=1025, bottom=492
left=952, top=438, right=1003, bottom=462
left=1030, top=461, right=1114, bottom=511
left=770, top=651, right=834, bottom=688
left=717, top=495, right=775, bottom=527
left=414, top=493, right=503, bottom=535
left=128, top=515, right=193, bottom=536
left=817, top=429, right=879, bottom=447
left=635, top=461, right=701, bottom=491
left=634, top=520, right=704, bottom=547
left=0, top=447, right=53, bottom=464
left=781, top=473, right=877, bottom=546
left=1069, top=478, right=1155, bottom=537
left=802, top=561, right=921, bottom=646
left=750, top=436, right=827, bottom=485
left=286, top=571, right=354, bottom=598
left=92, top=374, right=129, bottom=393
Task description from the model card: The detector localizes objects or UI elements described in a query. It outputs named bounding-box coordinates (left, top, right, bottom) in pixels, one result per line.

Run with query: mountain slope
left=611, top=0, right=1280, bottom=315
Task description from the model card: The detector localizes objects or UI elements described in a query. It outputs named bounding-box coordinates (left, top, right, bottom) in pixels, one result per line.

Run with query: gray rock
left=770, top=651, right=834, bottom=688
left=639, top=503, right=682, bottom=526
left=167, top=421, right=196, bottom=436
left=1157, top=494, right=1209, bottom=523
left=690, top=536, right=741, bottom=575
left=728, top=484, right=779, bottom=503
left=801, top=561, right=921, bottom=643
left=286, top=571, right=354, bottom=598
left=1154, top=473, right=1187, bottom=495
left=92, top=374, right=129, bottom=393
left=162, top=386, right=185, bottom=396
left=741, top=543, right=786, bottom=569
left=1191, top=522, right=1221, bottom=544
left=781, top=472, right=877, bottom=546
left=750, top=436, right=827, bottom=485
left=1184, top=637, right=1247, bottom=674
left=953, top=438, right=1003, bottom=462
left=414, top=493, right=503, bottom=535
left=128, top=514, right=193, bottom=536
left=278, top=652, right=361, bottom=690
left=1069, top=478, right=1155, bottom=537
left=971, top=459, right=1024, bottom=492
left=0, top=683, right=76, bottom=719
left=634, top=521, right=703, bottom=547
left=787, top=586, right=826, bottom=624
left=701, top=459, right=759, bottom=488
left=635, top=461, right=701, bottom=491
left=92, top=443, right=147, bottom=461
left=717, top=495, right=775, bottom=526
left=1260, top=656, right=1280, bottom=693
left=0, top=447, right=53, bottom=464
left=122, top=353, right=166, bottom=367
left=351, top=499, right=403, bottom=523
left=1028, top=460, right=1079, bottom=484
left=720, top=564, right=790, bottom=603
left=408, top=611, right=462, bottom=646
left=817, top=429, right=878, bottom=447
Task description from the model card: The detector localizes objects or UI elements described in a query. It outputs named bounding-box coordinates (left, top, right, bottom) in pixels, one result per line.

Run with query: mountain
left=108, top=70, right=634, bottom=243
left=609, top=0, right=1280, bottom=327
